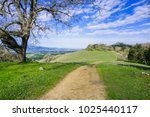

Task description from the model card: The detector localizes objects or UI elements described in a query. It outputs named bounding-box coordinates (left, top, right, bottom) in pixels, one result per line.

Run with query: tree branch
left=12, top=0, right=24, bottom=21
left=4, top=21, right=22, bottom=30
left=0, top=0, right=8, bottom=11
left=0, top=28, right=21, bottom=52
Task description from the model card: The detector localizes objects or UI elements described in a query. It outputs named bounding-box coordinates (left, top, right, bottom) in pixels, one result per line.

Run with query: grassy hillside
left=97, top=64, right=150, bottom=100
left=27, top=53, right=46, bottom=60
left=0, top=62, right=80, bottom=100
left=50, top=50, right=118, bottom=64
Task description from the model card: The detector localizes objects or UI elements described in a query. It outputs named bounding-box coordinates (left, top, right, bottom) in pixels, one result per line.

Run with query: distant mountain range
left=27, top=46, right=80, bottom=53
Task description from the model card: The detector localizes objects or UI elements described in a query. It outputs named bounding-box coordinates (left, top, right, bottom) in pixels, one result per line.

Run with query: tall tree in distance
left=0, top=0, right=94, bottom=62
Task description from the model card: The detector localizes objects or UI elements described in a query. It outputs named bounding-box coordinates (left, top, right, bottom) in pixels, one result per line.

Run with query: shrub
left=144, top=48, right=150, bottom=65
left=128, top=44, right=150, bottom=65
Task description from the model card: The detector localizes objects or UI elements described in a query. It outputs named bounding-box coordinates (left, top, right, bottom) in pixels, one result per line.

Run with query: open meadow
left=0, top=62, right=80, bottom=99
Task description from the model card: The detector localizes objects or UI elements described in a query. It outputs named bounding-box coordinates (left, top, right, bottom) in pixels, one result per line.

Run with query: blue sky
left=34, top=0, right=150, bottom=49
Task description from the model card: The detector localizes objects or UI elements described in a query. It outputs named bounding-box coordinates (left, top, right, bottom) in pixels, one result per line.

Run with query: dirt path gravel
left=40, top=66, right=106, bottom=100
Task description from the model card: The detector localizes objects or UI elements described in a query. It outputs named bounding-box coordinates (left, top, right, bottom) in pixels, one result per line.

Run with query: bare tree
left=0, top=0, right=87, bottom=62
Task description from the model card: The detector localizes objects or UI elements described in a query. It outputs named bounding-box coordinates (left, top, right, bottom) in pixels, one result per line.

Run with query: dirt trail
left=40, top=66, right=106, bottom=100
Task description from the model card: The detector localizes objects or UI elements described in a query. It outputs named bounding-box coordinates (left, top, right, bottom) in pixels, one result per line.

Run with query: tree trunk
left=18, top=38, right=28, bottom=63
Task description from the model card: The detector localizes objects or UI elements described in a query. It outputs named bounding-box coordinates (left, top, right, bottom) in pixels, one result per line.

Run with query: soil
left=40, top=66, right=106, bottom=100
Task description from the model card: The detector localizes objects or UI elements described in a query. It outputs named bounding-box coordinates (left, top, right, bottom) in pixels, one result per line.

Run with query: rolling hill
left=45, top=50, right=118, bottom=64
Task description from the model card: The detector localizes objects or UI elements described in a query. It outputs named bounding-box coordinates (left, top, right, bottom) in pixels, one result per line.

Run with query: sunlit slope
left=51, top=50, right=118, bottom=64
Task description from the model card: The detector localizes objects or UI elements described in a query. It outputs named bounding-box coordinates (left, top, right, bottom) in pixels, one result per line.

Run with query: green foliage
left=86, top=43, right=130, bottom=60
left=112, top=42, right=132, bottom=48
left=128, top=44, right=150, bottom=65
left=97, top=64, right=150, bottom=100
left=86, top=44, right=113, bottom=51
left=144, top=48, right=150, bottom=65
left=0, top=62, right=80, bottom=100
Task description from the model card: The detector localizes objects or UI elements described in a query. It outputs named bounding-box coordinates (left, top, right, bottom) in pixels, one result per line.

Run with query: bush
left=144, top=48, right=150, bottom=65
left=128, top=44, right=150, bottom=65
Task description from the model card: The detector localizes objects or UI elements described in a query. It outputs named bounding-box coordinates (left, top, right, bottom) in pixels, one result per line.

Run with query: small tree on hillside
left=128, top=44, right=145, bottom=63
left=128, top=44, right=150, bottom=64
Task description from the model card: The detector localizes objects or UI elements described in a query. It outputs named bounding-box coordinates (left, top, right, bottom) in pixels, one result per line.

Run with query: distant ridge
left=27, top=46, right=81, bottom=53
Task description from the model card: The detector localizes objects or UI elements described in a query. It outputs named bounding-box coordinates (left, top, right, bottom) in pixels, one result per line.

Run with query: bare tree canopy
left=0, top=0, right=98, bottom=62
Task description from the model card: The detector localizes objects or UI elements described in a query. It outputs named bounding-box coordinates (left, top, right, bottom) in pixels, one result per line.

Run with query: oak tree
left=0, top=0, right=87, bottom=62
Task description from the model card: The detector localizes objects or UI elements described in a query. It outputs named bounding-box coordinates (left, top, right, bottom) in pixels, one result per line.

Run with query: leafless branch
left=4, top=21, right=22, bottom=30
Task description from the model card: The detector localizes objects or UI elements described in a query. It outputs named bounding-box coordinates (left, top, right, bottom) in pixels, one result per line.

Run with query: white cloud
left=88, top=0, right=126, bottom=22
left=121, top=0, right=146, bottom=11
left=142, top=22, right=150, bottom=26
left=71, top=26, right=83, bottom=33
left=61, top=26, right=83, bottom=36
left=88, top=28, right=150, bottom=36
left=37, top=12, right=52, bottom=22
left=69, top=6, right=92, bottom=16
left=87, top=5, right=150, bottom=30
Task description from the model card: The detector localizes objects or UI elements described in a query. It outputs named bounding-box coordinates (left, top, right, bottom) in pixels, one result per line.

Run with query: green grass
left=51, top=50, right=118, bottom=64
left=0, top=62, right=80, bottom=100
left=97, top=64, right=150, bottom=100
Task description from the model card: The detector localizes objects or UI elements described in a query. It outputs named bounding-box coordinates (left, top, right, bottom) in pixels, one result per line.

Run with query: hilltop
left=40, top=43, right=130, bottom=64
left=40, top=49, right=118, bottom=64
left=86, top=43, right=131, bottom=59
